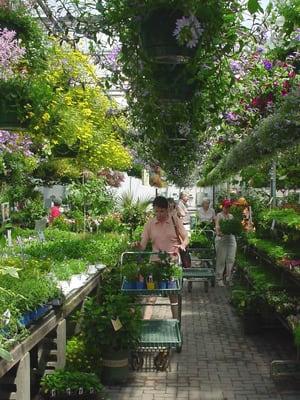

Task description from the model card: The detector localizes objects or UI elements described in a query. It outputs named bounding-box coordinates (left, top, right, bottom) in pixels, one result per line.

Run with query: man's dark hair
left=153, top=196, right=168, bottom=209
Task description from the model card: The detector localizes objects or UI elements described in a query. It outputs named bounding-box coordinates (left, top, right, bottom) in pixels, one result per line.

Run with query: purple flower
left=230, top=60, right=243, bottom=74
left=0, top=130, right=33, bottom=156
left=263, top=59, right=272, bottom=70
left=104, top=44, right=121, bottom=71
left=294, top=28, right=300, bottom=41
left=173, top=15, right=204, bottom=48
left=257, top=46, right=265, bottom=53
left=0, top=28, right=26, bottom=80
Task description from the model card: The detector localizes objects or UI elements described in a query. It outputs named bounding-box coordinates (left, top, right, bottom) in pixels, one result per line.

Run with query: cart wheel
left=204, top=280, right=209, bottom=293
left=211, top=277, right=215, bottom=287
left=176, top=345, right=182, bottom=353
left=131, top=352, right=144, bottom=370
left=154, top=350, right=169, bottom=371
left=188, top=281, right=192, bottom=292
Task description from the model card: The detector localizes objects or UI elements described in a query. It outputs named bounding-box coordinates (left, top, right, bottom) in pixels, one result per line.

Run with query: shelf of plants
left=232, top=207, right=300, bottom=378
left=0, top=270, right=102, bottom=379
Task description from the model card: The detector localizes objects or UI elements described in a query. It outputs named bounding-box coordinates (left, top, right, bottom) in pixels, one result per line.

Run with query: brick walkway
left=107, top=283, right=300, bottom=400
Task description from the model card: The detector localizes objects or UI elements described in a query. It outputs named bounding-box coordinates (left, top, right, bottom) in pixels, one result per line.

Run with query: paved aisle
left=107, top=285, right=300, bottom=400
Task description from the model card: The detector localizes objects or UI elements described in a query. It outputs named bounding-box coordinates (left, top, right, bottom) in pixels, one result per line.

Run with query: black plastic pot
left=140, top=8, right=196, bottom=63
left=101, top=349, right=129, bottom=385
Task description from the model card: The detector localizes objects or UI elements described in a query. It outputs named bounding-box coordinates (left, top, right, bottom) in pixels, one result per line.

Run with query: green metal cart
left=120, top=251, right=183, bottom=371
left=183, top=230, right=216, bottom=292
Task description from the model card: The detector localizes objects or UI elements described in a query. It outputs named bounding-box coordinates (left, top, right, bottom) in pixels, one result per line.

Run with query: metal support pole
left=270, top=162, right=277, bottom=208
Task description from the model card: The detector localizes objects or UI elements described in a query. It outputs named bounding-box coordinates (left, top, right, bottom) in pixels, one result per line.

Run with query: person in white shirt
left=198, top=198, right=215, bottom=222
left=177, top=192, right=190, bottom=229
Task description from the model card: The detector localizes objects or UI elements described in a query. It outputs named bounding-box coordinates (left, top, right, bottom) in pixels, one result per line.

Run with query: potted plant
left=121, top=262, right=138, bottom=289
left=230, top=286, right=262, bottom=334
left=40, top=370, right=104, bottom=400
left=79, top=294, right=142, bottom=385
left=219, top=218, right=243, bottom=236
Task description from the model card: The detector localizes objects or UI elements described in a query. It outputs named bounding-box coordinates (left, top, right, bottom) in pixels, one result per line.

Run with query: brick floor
left=106, top=283, right=300, bottom=400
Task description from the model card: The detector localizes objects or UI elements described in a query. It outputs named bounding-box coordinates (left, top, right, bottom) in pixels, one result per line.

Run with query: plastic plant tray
left=121, top=278, right=182, bottom=295
left=138, top=319, right=182, bottom=349
left=183, top=267, right=215, bottom=279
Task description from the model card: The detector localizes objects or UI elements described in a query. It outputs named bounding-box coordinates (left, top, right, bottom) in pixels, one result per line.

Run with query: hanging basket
left=140, top=8, right=196, bottom=64
left=152, top=63, right=195, bottom=100
left=0, top=98, right=24, bottom=130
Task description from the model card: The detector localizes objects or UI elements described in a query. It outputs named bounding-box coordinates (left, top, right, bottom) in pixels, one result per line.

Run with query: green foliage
left=260, top=208, right=300, bottom=232
left=203, top=89, right=300, bottom=185
left=67, top=178, right=114, bottom=216
left=40, top=370, right=103, bottom=393
left=66, top=335, right=92, bottom=373
left=79, top=295, right=142, bottom=353
left=119, top=192, right=152, bottom=232
left=247, top=236, right=288, bottom=261
left=99, top=214, right=124, bottom=233
left=51, top=216, right=73, bottom=232
left=190, top=230, right=210, bottom=248
left=220, top=218, right=243, bottom=235
left=0, top=5, right=47, bottom=72
left=230, top=285, right=262, bottom=316
left=294, top=325, right=300, bottom=348
left=51, top=259, right=87, bottom=281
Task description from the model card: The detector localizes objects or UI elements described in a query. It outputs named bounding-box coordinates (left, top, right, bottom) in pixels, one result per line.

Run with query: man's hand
left=174, top=244, right=185, bottom=251
left=131, top=241, right=141, bottom=249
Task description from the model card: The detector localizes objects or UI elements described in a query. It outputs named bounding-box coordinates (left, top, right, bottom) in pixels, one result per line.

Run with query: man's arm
left=139, top=220, right=151, bottom=250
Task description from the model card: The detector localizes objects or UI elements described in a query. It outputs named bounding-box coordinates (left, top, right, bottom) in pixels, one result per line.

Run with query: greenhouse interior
left=0, top=0, right=300, bottom=399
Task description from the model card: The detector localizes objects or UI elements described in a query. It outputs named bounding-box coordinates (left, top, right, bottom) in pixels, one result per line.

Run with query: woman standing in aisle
left=215, top=199, right=237, bottom=287
left=198, top=198, right=216, bottom=223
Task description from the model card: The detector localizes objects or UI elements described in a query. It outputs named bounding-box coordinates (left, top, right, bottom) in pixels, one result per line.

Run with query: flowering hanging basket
left=140, top=8, right=197, bottom=64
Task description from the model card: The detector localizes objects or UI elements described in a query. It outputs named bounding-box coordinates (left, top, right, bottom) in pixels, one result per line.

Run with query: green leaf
left=0, top=347, right=13, bottom=361
left=247, top=0, right=263, bottom=14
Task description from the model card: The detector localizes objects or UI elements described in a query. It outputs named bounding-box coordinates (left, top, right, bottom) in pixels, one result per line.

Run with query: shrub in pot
left=79, top=294, right=142, bottom=385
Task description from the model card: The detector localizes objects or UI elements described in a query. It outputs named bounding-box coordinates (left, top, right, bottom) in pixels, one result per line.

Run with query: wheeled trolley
left=120, top=251, right=183, bottom=371
left=183, top=230, right=216, bottom=292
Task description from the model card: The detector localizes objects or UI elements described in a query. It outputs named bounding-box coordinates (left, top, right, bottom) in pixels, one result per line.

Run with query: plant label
left=271, top=219, right=276, bottom=230
left=111, top=317, right=123, bottom=331
left=78, top=387, right=83, bottom=395
left=51, top=389, right=56, bottom=397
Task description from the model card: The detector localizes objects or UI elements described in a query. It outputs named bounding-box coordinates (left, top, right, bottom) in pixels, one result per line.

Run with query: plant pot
left=101, top=349, right=129, bottom=385
left=40, top=389, right=99, bottom=400
left=167, top=280, right=177, bottom=289
left=242, top=313, right=262, bottom=335
left=19, top=304, right=52, bottom=327
left=136, top=281, right=145, bottom=290
left=146, top=282, right=155, bottom=290
left=140, top=8, right=196, bottom=63
left=158, top=281, right=168, bottom=289
left=123, top=280, right=136, bottom=290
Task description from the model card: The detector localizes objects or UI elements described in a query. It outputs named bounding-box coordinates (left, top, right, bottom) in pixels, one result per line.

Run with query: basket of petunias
left=219, top=218, right=243, bottom=235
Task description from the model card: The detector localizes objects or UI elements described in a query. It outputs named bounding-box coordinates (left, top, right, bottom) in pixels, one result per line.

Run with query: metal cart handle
left=120, top=251, right=176, bottom=267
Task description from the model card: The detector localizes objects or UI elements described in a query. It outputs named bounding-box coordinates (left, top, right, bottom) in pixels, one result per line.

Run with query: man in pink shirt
left=140, top=197, right=188, bottom=255
left=137, top=196, right=189, bottom=319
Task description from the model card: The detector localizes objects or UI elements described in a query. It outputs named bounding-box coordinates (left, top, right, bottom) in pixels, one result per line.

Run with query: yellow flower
left=42, top=112, right=51, bottom=122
